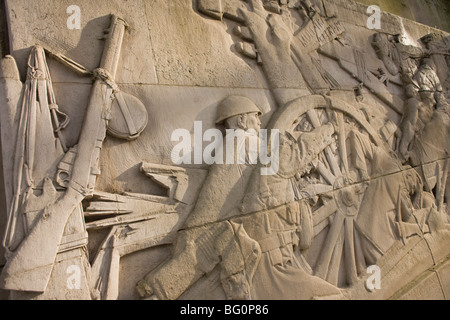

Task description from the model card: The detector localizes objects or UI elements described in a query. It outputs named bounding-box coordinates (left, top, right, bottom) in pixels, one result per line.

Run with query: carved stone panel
left=0, top=0, right=449, bottom=300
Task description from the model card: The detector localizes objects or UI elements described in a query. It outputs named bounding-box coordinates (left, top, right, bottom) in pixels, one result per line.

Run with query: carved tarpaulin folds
left=2, top=46, right=67, bottom=256
left=0, top=1, right=450, bottom=300
left=0, top=46, right=75, bottom=293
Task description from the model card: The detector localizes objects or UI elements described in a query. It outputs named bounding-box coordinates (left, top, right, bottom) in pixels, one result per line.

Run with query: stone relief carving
left=0, top=0, right=449, bottom=300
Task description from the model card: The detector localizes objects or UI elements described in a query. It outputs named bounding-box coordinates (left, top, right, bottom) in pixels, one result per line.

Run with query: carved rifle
left=0, top=15, right=137, bottom=292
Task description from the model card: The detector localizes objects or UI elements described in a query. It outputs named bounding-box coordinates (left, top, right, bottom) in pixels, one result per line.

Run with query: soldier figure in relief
left=137, top=96, right=342, bottom=300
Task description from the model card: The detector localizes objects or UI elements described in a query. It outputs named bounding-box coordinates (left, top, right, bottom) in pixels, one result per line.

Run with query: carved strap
left=93, top=68, right=120, bottom=92
left=114, top=91, right=138, bottom=136
left=258, top=230, right=298, bottom=253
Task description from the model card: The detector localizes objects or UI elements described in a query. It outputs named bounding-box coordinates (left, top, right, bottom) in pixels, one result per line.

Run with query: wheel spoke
left=307, top=109, right=341, bottom=176
left=354, top=227, right=367, bottom=275
left=344, top=217, right=358, bottom=285
left=325, top=148, right=342, bottom=177
left=314, top=211, right=345, bottom=279
left=313, top=200, right=338, bottom=226
left=314, top=218, right=329, bottom=237
left=326, top=226, right=345, bottom=285
left=306, top=109, right=321, bottom=128
left=317, top=161, right=336, bottom=185
left=336, top=112, right=349, bottom=175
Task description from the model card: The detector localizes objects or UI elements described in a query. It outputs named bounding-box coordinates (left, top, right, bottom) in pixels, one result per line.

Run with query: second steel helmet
left=215, top=95, right=262, bottom=125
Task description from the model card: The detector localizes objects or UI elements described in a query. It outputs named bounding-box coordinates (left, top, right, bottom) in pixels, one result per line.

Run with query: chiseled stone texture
left=356, top=0, right=450, bottom=32
left=0, top=0, right=449, bottom=300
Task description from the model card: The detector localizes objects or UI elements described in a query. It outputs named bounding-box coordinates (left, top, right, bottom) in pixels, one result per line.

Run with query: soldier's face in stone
left=246, top=112, right=262, bottom=133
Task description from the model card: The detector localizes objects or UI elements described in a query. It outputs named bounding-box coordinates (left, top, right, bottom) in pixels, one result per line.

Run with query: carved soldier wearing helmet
left=137, top=95, right=342, bottom=300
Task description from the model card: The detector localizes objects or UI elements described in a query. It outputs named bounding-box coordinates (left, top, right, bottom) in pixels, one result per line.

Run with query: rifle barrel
left=69, top=15, right=128, bottom=196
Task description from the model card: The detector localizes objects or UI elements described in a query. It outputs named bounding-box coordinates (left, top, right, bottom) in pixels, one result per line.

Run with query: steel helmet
left=215, top=95, right=262, bottom=125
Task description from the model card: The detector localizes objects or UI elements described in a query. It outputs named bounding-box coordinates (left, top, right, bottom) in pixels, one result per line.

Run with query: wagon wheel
left=269, top=95, right=383, bottom=287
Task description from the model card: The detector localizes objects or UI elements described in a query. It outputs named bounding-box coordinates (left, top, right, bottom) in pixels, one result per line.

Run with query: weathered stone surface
left=356, top=0, right=450, bottom=32
left=0, top=0, right=449, bottom=300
